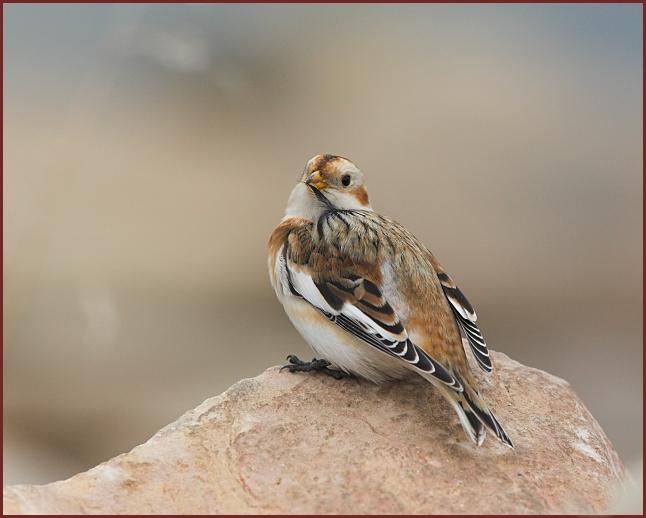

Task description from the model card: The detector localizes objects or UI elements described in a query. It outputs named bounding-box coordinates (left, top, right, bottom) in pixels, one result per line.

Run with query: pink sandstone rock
left=3, top=352, right=628, bottom=514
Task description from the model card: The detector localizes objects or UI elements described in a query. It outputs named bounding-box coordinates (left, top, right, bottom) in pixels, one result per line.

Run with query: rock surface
left=3, top=352, right=627, bottom=514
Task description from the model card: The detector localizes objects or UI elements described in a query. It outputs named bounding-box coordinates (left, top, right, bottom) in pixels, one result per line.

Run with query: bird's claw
left=280, top=355, right=353, bottom=380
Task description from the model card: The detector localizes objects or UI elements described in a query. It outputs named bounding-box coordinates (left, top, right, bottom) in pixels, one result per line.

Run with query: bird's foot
left=280, top=355, right=353, bottom=380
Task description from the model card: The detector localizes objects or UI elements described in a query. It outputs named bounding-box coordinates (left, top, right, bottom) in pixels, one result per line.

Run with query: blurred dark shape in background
left=3, top=3, right=642, bottom=492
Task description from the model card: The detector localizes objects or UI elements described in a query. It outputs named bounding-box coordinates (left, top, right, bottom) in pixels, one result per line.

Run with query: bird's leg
left=280, top=355, right=353, bottom=380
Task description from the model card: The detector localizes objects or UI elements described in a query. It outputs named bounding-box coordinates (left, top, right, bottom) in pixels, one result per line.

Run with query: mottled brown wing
left=284, top=251, right=463, bottom=391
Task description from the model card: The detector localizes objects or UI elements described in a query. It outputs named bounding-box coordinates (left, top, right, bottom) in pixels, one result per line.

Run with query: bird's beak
left=304, top=171, right=327, bottom=190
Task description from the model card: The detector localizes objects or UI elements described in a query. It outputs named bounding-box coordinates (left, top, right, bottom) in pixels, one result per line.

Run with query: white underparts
left=282, top=296, right=410, bottom=383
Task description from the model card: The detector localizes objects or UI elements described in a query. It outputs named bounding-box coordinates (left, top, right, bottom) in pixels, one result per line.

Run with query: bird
left=267, top=154, right=513, bottom=448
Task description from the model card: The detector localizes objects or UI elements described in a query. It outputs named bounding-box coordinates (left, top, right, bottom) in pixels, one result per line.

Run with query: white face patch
left=336, top=160, right=364, bottom=189
left=283, top=180, right=371, bottom=220
left=323, top=189, right=372, bottom=211
left=337, top=159, right=360, bottom=176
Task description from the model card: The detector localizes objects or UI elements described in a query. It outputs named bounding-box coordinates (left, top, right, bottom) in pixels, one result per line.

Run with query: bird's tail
left=433, top=376, right=513, bottom=448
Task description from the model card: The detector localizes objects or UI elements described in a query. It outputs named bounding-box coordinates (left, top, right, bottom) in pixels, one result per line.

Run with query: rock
left=3, top=352, right=627, bottom=514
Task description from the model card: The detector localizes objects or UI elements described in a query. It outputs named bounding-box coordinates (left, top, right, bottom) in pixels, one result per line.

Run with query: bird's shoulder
left=268, top=217, right=314, bottom=261
left=270, top=211, right=446, bottom=283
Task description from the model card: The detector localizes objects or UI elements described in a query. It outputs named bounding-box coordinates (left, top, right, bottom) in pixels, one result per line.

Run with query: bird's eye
left=341, top=175, right=351, bottom=187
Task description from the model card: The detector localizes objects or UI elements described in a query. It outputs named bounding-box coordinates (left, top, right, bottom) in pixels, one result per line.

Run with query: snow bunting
left=268, top=154, right=512, bottom=448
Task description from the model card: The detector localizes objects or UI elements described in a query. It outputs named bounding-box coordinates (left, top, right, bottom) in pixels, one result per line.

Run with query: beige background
left=4, top=3, right=642, bottom=490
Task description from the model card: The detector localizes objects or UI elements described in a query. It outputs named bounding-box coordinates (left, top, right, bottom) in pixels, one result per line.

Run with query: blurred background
left=3, top=2, right=642, bottom=500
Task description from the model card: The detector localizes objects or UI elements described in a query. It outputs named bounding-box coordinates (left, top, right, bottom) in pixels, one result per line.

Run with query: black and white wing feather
left=436, top=271, right=493, bottom=373
left=284, top=256, right=463, bottom=392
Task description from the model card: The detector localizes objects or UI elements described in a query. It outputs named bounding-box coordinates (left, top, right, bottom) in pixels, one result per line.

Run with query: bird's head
left=284, top=154, right=371, bottom=220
